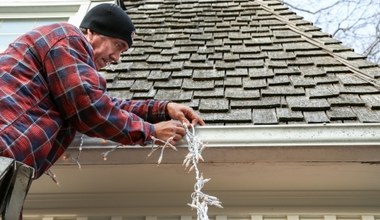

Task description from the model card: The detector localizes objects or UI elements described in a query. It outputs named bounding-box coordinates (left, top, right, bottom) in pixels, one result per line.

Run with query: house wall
left=22, top=213, right=380, bottom=220
left=3, top=0, right=380, bottom=219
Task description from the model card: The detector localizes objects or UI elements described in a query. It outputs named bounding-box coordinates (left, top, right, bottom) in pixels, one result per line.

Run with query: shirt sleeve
left=43, top=35, right=163, bottom=145
left=109, top=97, right=170, bottom=123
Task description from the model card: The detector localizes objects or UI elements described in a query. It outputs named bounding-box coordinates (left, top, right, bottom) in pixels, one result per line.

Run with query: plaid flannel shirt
left=0, top=23, right=169, bottom=178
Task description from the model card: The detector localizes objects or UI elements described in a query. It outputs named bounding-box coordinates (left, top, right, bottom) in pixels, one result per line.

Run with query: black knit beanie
left=80, top=3, right=135, bottom=47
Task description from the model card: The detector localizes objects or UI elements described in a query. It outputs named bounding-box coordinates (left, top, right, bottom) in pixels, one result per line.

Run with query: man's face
left=87, top=31, right=129, bottom=70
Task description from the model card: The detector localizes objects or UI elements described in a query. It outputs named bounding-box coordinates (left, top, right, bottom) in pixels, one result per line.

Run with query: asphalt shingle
left=106, top=0, right=380, bottom=125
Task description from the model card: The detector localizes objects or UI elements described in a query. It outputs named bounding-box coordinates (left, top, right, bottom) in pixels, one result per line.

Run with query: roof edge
left=72, top=123, right=380, bottom=148
left=60, top=123, right=380, bottom=165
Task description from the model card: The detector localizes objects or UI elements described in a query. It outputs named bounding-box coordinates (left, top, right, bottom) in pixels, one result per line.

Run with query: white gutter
left=72, top=123, right=380, bottom=148
left=195, top=123, right=380, bottom=147
left=61, top=123, right=380, bottom=165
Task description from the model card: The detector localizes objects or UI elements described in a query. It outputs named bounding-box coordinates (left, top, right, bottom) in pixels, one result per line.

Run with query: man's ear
left=86, top=29, right=95, bottom=40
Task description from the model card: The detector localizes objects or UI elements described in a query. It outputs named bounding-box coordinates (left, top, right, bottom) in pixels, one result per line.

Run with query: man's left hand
left=166, top=102, right=205, bottom=126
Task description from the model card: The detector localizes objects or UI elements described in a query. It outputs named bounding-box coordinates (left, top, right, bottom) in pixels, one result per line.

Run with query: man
left=0, top=3, right=205, bottom=179
left=1, top=3, right=205, bottom=218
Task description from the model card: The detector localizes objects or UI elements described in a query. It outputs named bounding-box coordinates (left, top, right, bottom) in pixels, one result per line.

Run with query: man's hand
left=166, top=103, right=205, bottom=126
left=153, top=120, right=186, bottom=145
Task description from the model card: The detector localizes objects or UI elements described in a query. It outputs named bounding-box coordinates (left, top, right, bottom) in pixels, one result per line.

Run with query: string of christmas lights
left=148, top=124, right=223, bottom=220
left=45, top=123, right=222, bottom=220
left=182, top=124, right=223, bottom=220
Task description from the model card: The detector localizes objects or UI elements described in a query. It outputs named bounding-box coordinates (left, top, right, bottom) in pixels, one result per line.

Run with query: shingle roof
left=104, top=0, right=380, bottom=125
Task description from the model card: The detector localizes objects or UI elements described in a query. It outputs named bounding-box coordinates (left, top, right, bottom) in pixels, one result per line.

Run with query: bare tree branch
left=283, top=0, right=380, bottom=64
left=283, top=0, right=341, bottom=15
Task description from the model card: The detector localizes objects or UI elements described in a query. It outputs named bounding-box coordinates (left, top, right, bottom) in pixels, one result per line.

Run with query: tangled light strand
left=148, top=124, right=223, bottom=220
left=148, top=136, right=177, bottom=164
left=47, top=124, right=222, bottom=220
left=183, top=124, right=223, bottom=220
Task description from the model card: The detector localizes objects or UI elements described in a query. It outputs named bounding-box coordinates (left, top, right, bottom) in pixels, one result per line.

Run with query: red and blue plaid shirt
left=0, top=23, right=169, bottom=178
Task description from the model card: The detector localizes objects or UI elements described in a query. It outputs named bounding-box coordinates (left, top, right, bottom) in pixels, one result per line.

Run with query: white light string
left=45, top=123, right=222, bottom=220
left=45, top=169, right=59, bottom=186
left=148, top=136, right=177, bottom=164
left=45, top=134, right=85, bottom=185
left=71, top=134, right=84, bottom=169
left=182, top=124, right=223, bottom=220
left=148, top=124, right=222, bottom=220
left=101, top=144, right=122, bottom=161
